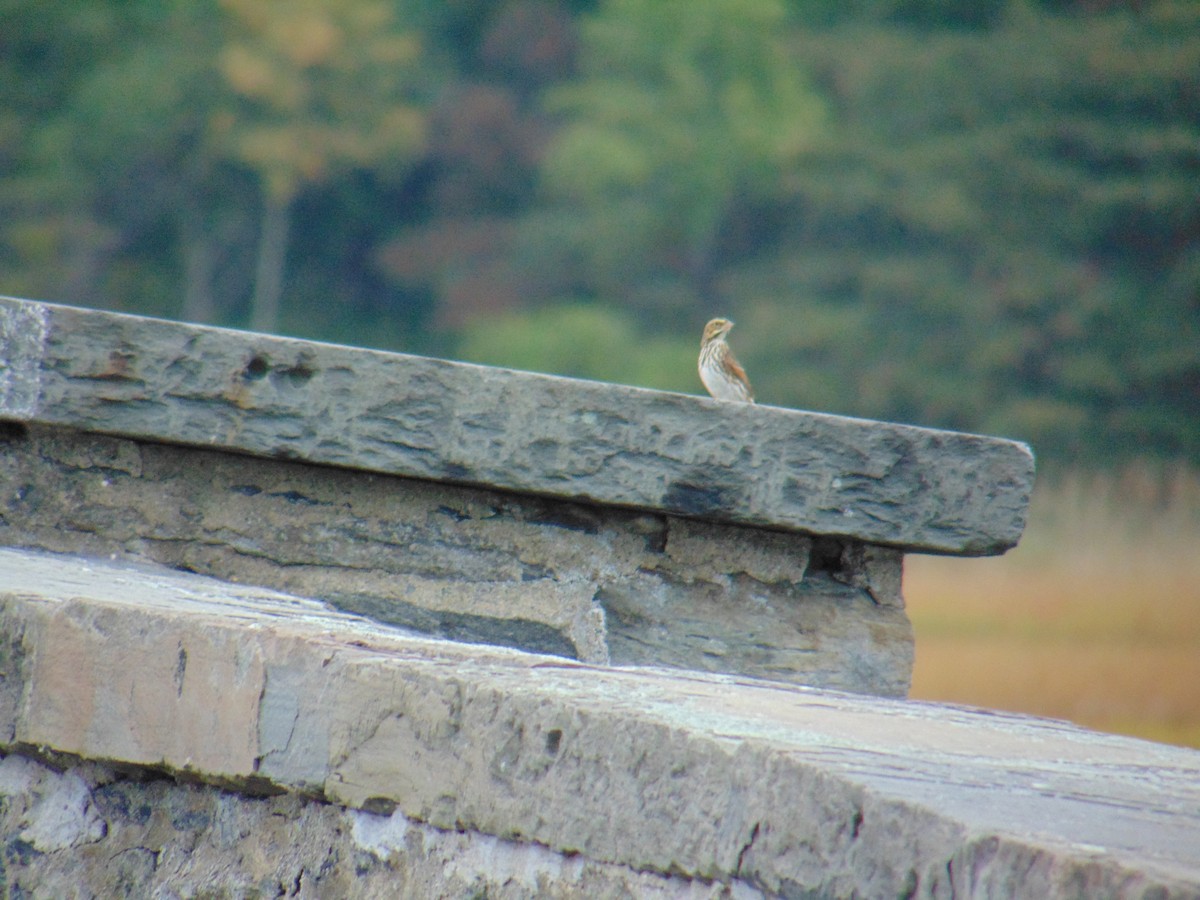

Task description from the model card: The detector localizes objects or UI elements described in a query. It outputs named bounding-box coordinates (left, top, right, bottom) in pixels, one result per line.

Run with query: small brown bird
left=699, top=317, right=755, bottom=403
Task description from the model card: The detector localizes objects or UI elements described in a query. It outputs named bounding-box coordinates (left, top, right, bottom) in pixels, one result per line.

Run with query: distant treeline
left=2, top=0, right=1197, bottom=464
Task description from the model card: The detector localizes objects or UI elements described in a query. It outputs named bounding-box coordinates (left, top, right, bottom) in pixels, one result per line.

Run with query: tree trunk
left=250, top=190, right=292, bottom=334
left=180, top=213, right=216, bottom=325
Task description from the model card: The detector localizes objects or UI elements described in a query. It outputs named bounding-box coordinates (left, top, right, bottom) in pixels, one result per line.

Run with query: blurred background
left=2, top=0, right=1197, bottom=744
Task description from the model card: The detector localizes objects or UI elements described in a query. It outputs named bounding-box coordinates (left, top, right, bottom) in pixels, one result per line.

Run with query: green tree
left=54, top=3, right=234, bottom=322
left=457, top=303, right=699, bottom=393
left=6, top=0, right=1198, bottom=465
left=535, top=0, right=824, bottom=313
left=733, top=1, right=1200, bottom=461
left=215, top=0, right=428, bottom=332
left=0, top=0, right=195, bottom=308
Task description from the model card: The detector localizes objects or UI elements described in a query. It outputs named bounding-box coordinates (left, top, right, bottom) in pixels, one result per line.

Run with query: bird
left=698, top=317, right=755, bottom=403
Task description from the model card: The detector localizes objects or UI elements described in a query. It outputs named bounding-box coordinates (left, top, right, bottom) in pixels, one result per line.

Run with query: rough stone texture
left=0, top=295, right=1033, bottom=555
left=0, top=424, right=912, bottom=697
left=0, top=755, right=751, bottom=899
left=2, top=547, right=1198, bottom=899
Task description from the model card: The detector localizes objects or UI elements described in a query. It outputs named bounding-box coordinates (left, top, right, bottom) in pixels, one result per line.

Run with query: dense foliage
left=2, top=0, right=1197, bottom=464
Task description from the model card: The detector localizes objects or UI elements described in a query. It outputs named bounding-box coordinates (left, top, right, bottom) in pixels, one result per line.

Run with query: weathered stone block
left=0, top=425, right=912, bottom=696
left=0, top=296, right=1033, bottom=554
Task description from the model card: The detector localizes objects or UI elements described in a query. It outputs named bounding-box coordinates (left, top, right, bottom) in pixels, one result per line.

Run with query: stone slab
left=0, top=296, right=1034, bottom=555
left=0, top=425, right=913, bottom=696
left=2, top=546, right=1197, bottom=898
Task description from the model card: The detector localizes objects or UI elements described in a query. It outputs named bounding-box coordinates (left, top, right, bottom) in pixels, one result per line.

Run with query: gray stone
left=0, top=295, right=1033, bottom=555
left=2, top=546, right=1198, bottom=899
left=0, top=754, right=756, bottom=899
left=0, top=425, right=912, bottom=696
left=0, top=758, right=107, bottom=853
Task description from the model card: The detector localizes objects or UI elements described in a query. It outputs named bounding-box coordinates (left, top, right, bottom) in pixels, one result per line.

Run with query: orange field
left=904, top=463, right=1200, bottom=749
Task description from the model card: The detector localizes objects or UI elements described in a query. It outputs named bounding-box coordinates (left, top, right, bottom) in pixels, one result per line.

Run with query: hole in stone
left=282, top=364, right=314, bottom=385
left=808, top=537, right=846, bottom=576
left=361, top=797, right=398, bottom=816
left=0, top=421, right=29, bottom=443
left=244, top=355, right=270, bottom=380
left=545, top=729, right=563, bottom=756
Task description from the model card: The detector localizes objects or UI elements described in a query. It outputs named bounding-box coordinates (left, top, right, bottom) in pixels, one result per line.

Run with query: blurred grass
left=905, top=462, right=1200, bottom=749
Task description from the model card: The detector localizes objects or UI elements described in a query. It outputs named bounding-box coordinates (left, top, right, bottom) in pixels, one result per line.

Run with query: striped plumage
left=698, top=318, right=754, bottom=403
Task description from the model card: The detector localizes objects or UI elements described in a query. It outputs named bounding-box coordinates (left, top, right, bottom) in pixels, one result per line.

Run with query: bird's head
left=702, top=318, right=734, bottom=343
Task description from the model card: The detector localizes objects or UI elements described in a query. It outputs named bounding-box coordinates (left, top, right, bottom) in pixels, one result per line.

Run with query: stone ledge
left=0, top=425, right=912, bottom=695
left=2, top=547, right=1196, bottom=898
left=0, top=296, right=1033, bottom=555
